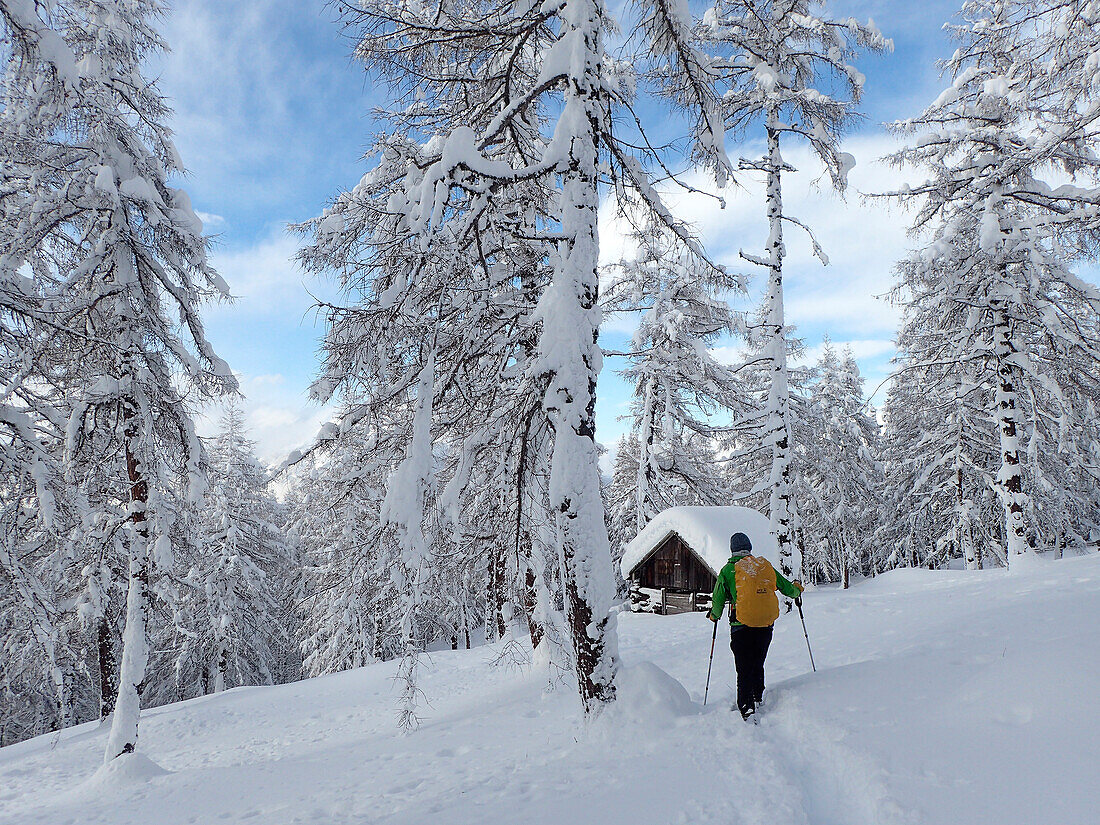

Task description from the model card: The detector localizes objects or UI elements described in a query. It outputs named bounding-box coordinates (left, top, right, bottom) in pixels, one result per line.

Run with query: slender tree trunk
left=762, top=106, right=796, bottom=597
left=952, top=386, right=979, bottom=571
left=104, top=396, right=151, bottom=762
left=396, top=563, right=425, bottom=732
left=514, top=423, right=545, bottom=652
left=371, top=613, right=382, bottom=661
left=50, top=660, right=74, bottom=731
left=991, top=298, right=1030, bottom=563
left=541, top=0, right=617, bottom=710
left=459, top=576, right=471, bottom=650
left=487, top=547, right=507, bottom=641
left=835, top=529, right=850, bottom=589
left=957, top=462, right=978, bottom=571
left=524, top=562, right=543, bottom=651
left=635, top=373, right=657, bottom=534
left=97, top=615, right=117, bottom=718
left=213, top=644, right=227, bottom=693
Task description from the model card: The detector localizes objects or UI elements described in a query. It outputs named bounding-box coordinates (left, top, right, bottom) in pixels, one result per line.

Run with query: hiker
left=708, top=532, right=804, bottom=720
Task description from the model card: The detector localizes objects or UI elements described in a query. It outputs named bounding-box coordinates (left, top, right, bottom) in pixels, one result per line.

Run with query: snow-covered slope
left=2, top=555, right=1098, bottom=825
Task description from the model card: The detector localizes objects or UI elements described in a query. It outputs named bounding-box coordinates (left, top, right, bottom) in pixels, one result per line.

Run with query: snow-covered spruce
left=174, top=404, right=298, bottom=696
left=795, top=343, right=884, bottom=586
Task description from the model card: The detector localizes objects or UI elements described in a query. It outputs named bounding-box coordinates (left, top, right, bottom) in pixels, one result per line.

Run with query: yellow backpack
left=733, top=555, right=780, bottom=627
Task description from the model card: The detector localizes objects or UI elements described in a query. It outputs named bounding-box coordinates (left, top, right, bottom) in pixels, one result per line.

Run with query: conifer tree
left=178, top=405, right=295, bottom=695
left=700, top=0, right=891, bottom=585
left=884, top=0, right=1100, bottom=566
left=604, top=221, right=746, bottom=534
left=796, top=343, right=883, bottom=586
left=1, top=0, right=236, bottom=758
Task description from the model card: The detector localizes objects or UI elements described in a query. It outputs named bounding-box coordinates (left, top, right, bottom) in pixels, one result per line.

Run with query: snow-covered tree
left=1, top=0, right=237, bottom=758
left=699, top=0, right=891, bottom=586
left=175, top=405, right=296, bottom=695
left=291, top=421, right=415, bottom=676
left=0, top=473, right=81, bottom=736
left=795, top=343, right=884, bottom=586
left=293, top=0, right=736, bottom=715
left=603, top=220, right=745, bottom=534
left=0, top=2, right=95, bottom=736
left=884, top=0, right=1100, bottom=566
left=880, top=237, right=1006, bottom=571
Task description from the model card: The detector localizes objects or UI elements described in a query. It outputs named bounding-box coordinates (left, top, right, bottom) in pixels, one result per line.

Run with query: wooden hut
left=620, top=506, right=777, bottom=615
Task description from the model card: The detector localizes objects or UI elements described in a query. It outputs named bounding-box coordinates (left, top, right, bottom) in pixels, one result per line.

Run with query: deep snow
left=2, top=554, right=1098, bottom=825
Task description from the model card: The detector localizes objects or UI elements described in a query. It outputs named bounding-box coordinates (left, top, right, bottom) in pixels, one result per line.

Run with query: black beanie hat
left=730, top=532, right=752, bottom=555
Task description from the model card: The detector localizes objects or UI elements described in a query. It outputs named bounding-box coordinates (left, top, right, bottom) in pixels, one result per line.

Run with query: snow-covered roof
left=620, top=506, right=778, bottom=578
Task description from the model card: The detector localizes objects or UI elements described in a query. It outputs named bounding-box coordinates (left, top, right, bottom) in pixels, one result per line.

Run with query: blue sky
left=156, top=0, right=968, bottom=464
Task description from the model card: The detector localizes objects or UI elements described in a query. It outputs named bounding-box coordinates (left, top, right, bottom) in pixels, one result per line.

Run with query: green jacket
left=709, top=554, right=802, bottom=625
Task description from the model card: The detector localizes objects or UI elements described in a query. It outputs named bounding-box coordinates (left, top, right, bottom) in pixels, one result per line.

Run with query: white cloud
left=597, top=131, right=916, bottom=401
left=249, top=373, right=286, bottom=387
left=196, top=210, right=225, bottom=227
left=797, top=338, right=897, bottom=366
left=205, top=231, right=338, bottom=319
left=197, top=372, right=333, bottom=467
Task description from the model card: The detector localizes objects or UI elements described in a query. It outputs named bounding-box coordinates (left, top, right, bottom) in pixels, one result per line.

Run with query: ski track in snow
left=1, top=554, right=1098, bottom=825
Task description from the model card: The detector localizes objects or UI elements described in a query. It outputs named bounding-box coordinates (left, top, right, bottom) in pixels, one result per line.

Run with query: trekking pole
left=703, top=619, right=718, bottom=706
left=795, top=597, right=816, bottom=673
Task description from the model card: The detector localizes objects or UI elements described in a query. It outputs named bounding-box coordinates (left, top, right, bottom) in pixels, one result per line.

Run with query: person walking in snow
left=708, top=532, right=804, bottom=720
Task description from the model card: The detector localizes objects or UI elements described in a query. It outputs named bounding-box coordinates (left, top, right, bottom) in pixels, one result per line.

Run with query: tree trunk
left=459, top=583, right=471, bottom=650
left=104, top=398, right=151, bottom=762
left=97, top=615, right=118, bottom=718
left=213, top=644, right=227, bottom=693
left=486, top=547, right=507, bottom=642
left=836, top=531, right=850, bottom=589
left=51, top=660, right=75, bottom=731
left=763, top=106, right=796, bottom=599
left=524, top=565, right=543, bottom=651
left=952, top=386, right=979, bottom=571
left=540, top=0, right=617, bottom=710
left=635, top=374, right=657, bottom=534
left=991, top=299, right=1031, bottom=563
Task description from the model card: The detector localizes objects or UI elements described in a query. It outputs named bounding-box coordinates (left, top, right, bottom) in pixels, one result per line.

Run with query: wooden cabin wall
left=633, top=534, right=716, bottom=593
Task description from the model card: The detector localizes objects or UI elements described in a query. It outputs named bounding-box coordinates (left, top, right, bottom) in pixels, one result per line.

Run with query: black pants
left=730, top=624, right=773, bottom=714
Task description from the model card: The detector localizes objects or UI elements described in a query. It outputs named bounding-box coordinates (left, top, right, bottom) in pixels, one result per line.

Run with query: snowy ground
left=2, top=554, right=1098, bottom=825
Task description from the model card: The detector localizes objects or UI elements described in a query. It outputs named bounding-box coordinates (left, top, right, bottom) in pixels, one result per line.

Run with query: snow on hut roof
left=620, top=506, right=778, bottom=578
